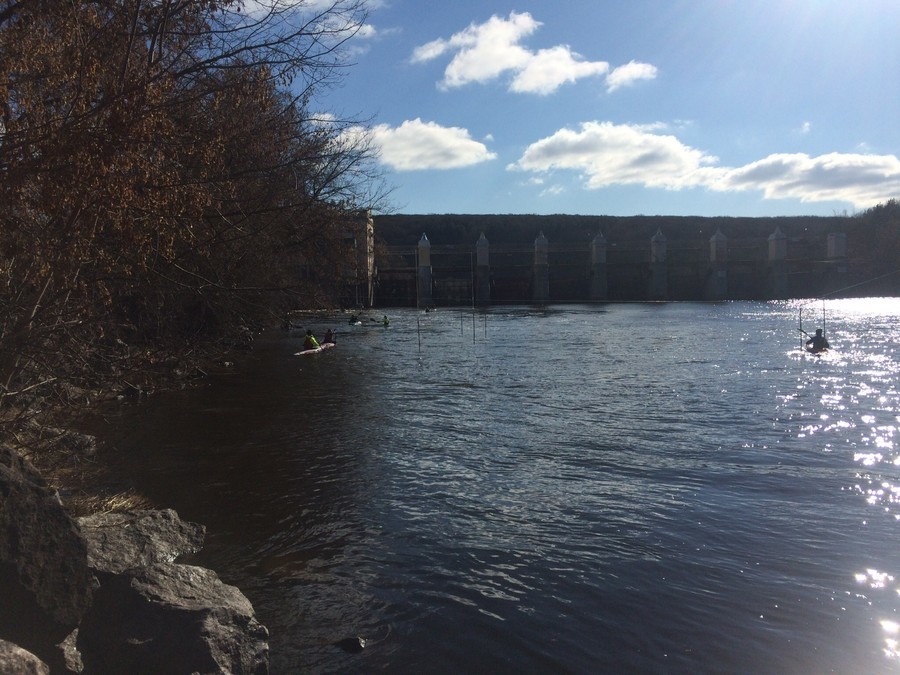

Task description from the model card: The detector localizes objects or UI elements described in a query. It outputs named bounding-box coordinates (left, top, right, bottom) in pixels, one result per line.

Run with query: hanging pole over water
left=471, top=253, right=476, bottom=344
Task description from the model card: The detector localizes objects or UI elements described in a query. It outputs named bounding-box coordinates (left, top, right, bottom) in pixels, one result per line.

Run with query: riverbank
left=0, top=332, right=271, bottom=673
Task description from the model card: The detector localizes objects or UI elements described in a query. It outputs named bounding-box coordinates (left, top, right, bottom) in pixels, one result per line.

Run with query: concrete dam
left=368, top=214, right=868, bottom=306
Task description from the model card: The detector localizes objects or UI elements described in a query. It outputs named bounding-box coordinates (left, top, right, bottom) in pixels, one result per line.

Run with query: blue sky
left=315, top=0, right=900, bottom=217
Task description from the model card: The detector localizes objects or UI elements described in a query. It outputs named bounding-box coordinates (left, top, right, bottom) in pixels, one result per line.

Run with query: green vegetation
left=0, top=0, right=385, bottom=422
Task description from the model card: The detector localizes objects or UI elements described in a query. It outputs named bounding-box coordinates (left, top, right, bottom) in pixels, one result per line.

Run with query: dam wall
left=371, top=214, right=874, bottom=306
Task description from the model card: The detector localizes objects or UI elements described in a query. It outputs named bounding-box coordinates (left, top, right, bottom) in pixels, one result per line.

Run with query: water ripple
left=93, top=300, right=900, bottom=674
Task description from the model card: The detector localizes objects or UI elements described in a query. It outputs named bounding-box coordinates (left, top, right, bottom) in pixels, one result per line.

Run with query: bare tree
left=0, top=0, right=387, bottom=417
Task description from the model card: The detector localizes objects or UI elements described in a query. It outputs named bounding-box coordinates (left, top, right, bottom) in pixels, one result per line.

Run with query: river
left=93, top=299, right=900, bottom=673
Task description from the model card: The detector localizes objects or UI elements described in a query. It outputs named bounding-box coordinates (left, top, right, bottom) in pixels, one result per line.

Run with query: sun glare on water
left=826, top=297, right=900, bottom=317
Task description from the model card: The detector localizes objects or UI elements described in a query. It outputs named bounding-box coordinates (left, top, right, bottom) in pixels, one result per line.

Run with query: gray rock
left=0, top=446, right=95, bottom=626
left=78, top=562, right=269, bottom=675
left=77, top=509, right=206, bottom=576
left=57, top=629, right=84, bottom=673
left=0, top=639, right=50, bottom=675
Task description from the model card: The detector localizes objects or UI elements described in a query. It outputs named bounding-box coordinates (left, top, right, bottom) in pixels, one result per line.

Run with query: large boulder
left=77, top=509, right=206, bottom=576
left=0, top=639, right=50, bottom=675
left=0, top=446, right=95, bottom=626
left=78, top=562, right=269, bottom=675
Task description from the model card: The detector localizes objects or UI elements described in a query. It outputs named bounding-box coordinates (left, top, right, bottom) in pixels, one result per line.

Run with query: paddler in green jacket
left=303, top=330, right=320, bottom=350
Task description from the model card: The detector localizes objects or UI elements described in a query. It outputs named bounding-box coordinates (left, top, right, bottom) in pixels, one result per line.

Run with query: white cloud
left=431, top=12, right=537, bottom=89
left=412, top=12, right=647, bottom=95
left=511, top=46, right=608, bottom=95
left=354, top=22, right=377, bottom=39
left=509, top=121, right=716, bottom=190
left=235, top=0, right=376, bottom=52
left=411, top=38, right=452, bottom=63
left=800, top=121, right=811, bottom=134
left=239, top=0, right=362, bottom=19
left=710, top=152, right=900, bottom=206
left=308, top=111, right=337, bottom=126
left=296, top=0, right=387, bottom=11
left=540, top=184, right=566, bottom=197
left=510, top=121, right=900, bottom=208
left=606, top=61, right=658, bottom=92
left=367, top=118, right=497, bottom=171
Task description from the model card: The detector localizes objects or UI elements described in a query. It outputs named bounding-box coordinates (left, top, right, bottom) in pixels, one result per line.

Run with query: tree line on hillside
left=376, top=204, right=900, bottom=258
left=0, top=0, right=385, bottom=421
left=373, top=213, right=854, bottom=246
left=847, top=199, right=900, bottom=281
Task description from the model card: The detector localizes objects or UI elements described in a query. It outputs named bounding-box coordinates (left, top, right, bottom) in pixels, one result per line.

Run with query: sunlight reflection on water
left=819, top=298, right=900, bottom=669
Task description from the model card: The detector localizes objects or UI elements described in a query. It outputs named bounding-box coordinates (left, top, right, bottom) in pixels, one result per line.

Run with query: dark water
left=93, top=300, right=900, bottom=674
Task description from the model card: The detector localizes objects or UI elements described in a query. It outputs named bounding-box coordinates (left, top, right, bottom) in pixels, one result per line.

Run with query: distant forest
left=376, top=202, right=900, bottom=269
left=377, top=208, right=877, bottom=246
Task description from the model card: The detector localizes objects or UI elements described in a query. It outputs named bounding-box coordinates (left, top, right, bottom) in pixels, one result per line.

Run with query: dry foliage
left=0, top=0, right=386, bottom=424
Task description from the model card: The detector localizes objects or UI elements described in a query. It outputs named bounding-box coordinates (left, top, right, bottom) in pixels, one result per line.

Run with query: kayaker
left=324, top=329, right=335, bottom=344
left=382, top=315, right=390, bottom=326
left=303, top=330, right=320, bottom=351
left=805, top=328, right=829, bottom=353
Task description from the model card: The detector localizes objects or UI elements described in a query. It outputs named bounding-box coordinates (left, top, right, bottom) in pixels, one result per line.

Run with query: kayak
left=294, top=342, right=335, bottom=356
left=804, top=347, right=829, bottom=356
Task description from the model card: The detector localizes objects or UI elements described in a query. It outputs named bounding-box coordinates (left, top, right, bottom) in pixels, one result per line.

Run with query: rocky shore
left=0, top=441, right=269, bottom=674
